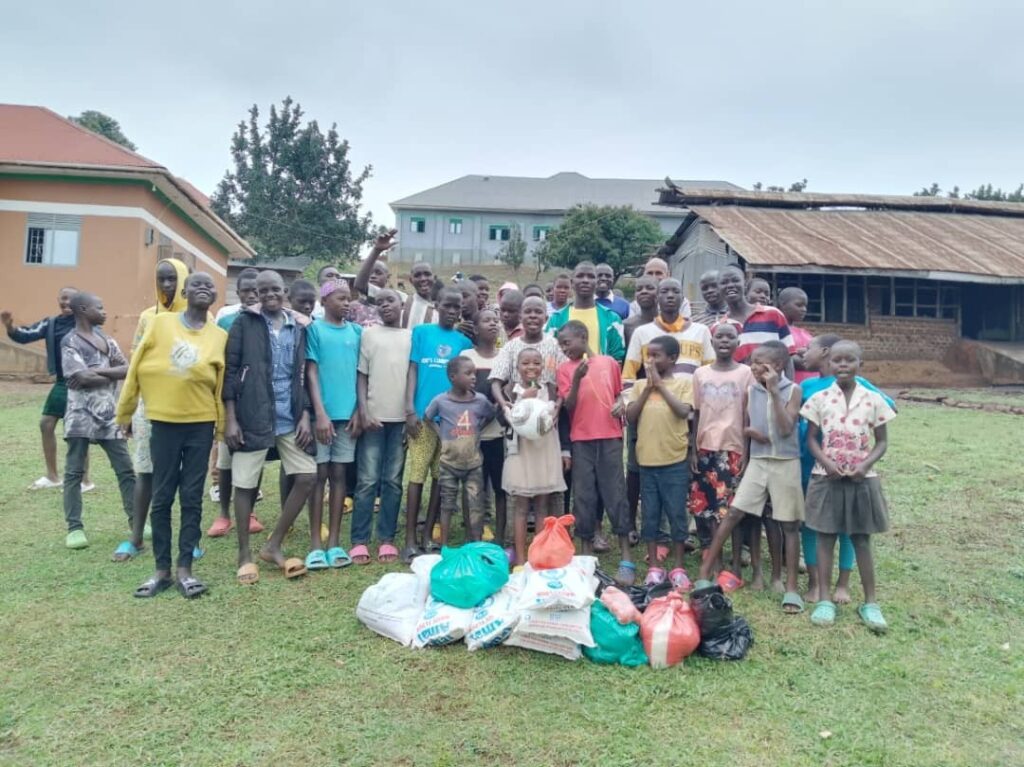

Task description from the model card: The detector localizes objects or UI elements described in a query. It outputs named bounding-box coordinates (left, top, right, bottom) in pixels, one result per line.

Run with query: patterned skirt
left=688, top=450, right=743, bottom=521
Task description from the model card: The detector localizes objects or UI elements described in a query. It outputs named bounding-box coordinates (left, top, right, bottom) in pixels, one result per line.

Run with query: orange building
left=0, top=104, right=253, bottom=373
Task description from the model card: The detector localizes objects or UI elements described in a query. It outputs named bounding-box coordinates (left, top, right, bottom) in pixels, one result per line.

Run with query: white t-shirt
left=357, top=325, right=412, bottom=422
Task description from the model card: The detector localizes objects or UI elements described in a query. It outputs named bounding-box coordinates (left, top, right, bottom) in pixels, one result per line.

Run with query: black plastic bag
left=595, top=568, right=671, bottom=612
left=690, top=584, right=734, bottom=635
left=698, top=617, right=754, bottom=661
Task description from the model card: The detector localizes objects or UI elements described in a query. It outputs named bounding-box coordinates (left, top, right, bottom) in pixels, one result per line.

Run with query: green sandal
left=782, top=591, right=805, bottom=614
left=811, top=600, right=837, bottom=626
left=858, top=603, right=889, bottom=634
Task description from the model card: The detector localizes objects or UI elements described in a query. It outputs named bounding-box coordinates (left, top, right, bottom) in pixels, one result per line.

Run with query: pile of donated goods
left=356, top=515, right=753, bottom=669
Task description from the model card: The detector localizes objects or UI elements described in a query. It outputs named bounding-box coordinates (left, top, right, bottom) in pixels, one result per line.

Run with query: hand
left=744, top=427, right=770, bottom=444
left=562, top=455, right=572, bottom=473
left=739, top=452, right=749, bottom=475
left=362, top=413, right=383, bottom=432
left=225, top=418, right=244, bottom=451
left=294, top=413, right=313, bottom=449
left=0, top=310, right=12, bottom=329
left=689, top=450, right=699, bottom=474
left=822, top=459, right=844, bottom=479
left=610, top=397, right=625, bottom=420
left=645, top=360, right=662, bottom=388
left=845, top=463, right=868, bottom=482
left=371, top=228, right=399, bottom=254
left=457, top=320, right=475, bottom=339
left=572, top=358, right=589, bottom=382
left=66, top=373, right=83, bottom=390
left=120, top=421, right=133, bottom=440
left=763, top=367, right=780, bottom=392
left=405, top=413, right=421, bottom=440
left=346, top=414, right=362, bottom=439
left=315, top=414, right=336, bottom=445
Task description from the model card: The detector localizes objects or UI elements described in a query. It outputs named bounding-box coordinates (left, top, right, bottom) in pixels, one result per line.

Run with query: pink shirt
left=692, top=364, right=755, bottom=453
left=557, top=355, right=623, bottom=442
left=791, top=325, right=815, bottom=384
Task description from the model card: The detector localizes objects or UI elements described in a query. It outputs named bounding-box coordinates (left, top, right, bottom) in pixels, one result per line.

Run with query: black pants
left=571, top=438, right=629, bottom=540
left=150, top=420, right=214, bottom=571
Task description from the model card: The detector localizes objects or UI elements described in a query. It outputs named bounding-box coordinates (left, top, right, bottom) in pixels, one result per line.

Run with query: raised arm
left=353, top=229, right=398, bottom=296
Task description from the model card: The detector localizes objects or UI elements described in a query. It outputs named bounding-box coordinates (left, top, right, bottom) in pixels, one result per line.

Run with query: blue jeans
left=352, top=422, right=406, bottom=545
left=639, top=462, right=690, bottom=543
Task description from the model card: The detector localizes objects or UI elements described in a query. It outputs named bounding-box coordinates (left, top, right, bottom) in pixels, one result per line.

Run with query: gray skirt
left=805, top=475, right=889, bottom=536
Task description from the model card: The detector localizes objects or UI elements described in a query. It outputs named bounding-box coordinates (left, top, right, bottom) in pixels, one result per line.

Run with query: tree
left=496, top=224, right=527, bottom=274
left=533, top=238, right=553, bottom=280
left=211, top=97, right=373, bottom=261
left=753, top=178, right=808, bottom=192
left=541, top=205, right=665, bottom=280
left=69, top=110, right=137, bottom=150
left=911, top=182, right=1024, bottom=202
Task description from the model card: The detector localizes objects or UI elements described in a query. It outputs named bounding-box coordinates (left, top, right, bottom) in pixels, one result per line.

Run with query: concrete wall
left=0, top=336, right=49, bottom=377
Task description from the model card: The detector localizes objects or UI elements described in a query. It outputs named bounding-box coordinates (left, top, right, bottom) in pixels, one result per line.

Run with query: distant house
left=225, top=256, right=310, bottom=305
left=656, top=186, right=1024, bottom=379
left=390, top=172, right=740, bottom=267
left=0, top=104, right=253, bottom=366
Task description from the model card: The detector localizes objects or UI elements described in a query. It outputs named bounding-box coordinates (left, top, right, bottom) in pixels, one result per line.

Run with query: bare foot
left=805, top=585, right=821, bottom=602
left=258, top=544, right=286, bottom=569
left=833, top=584, right=852, bottom=604
left=750, top=571, right=765, bottom=591
left=771, top=578, right=785, bottom=594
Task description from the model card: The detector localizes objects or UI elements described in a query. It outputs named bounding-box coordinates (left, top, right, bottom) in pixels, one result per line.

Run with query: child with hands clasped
left=802, top=340, right=896, bottom=633
left=626, top=335, right=694, bottom=590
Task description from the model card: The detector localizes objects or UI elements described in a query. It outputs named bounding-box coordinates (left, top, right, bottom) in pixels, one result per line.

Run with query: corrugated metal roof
left=687, top=205, right=1024, bottom=280
left=392, top=172, right=741, bottom=214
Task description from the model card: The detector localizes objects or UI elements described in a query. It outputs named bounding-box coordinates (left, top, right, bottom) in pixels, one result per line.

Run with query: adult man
left=354, top=230, right=447, bottom=329
left=595, top=263, right=631, bottom=321
left=545, top=262, right=625, bottom=362
left=691, top=270, right=729, bottom=327
left=628, top=257, right=692, bottom=319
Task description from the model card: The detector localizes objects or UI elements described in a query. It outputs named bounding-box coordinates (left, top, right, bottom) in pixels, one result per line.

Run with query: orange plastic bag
left=640, top=592, right=701, bottom=669
left=600, top=586, right=643, bottom=625
left=528, top=514, right=575, bottom=570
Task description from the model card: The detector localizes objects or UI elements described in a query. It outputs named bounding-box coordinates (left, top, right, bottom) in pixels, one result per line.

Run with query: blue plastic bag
left=429, top=543, right=510, bottom=608
left=582, top=602, right=648, bottom=667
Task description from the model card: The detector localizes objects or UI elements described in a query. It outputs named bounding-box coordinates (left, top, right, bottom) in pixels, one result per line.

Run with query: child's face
left=499, top=298, right=521, bottom=330
left=572, top=266, right=596, bottom=301
left=476, top=310, right=500, bottom=344
left=712, top=325, right=739, bottom=358
left=830, top=344, right=862, bottom=382
left=634, top=278, right=658, bottom=310
left=411, top=264, right=433, bottom=298
left=700, top=276, right=721, bottom=307
left=782, top=293, right=808, bottom=324
left=185, top=273, right=217, bottom=311
left=460, top=286, right=478, bottom=319
left=520, top=298, right=547, bottom=335
left=257, top=274, right=286, bottom=312
left=803, top=340, right=829, bottom=372
left=749, top=349, right=783, bottom=384
left=552, top=279, right=571, bottom=305
left=475, top=281, right=490, bottom=310
left=376, top=290, right=402, bottom=325
left=322, top=285, right=351, bottom=320
left=747, top=280, right=771, bottom=306
left=81, top=297, right=107, bottom=326
left=557, top=330, right=588, bottom=360
left=657, top=281, right=682, bottom=315
left=647, top=344, right=675, bottom=374
left=290, top=289, right=317, bottom=317
left=718, top=269, right=745, bottom=305
left=370, top=263, right=389, bottom=289
left=238, top=278, right=259, bottom=307
left=517, top=350, right=543, bottom=383
left=156, top=262, right=179, bottom=306
left=450, top=360, right=476, bottom=391
left=438, top=293, right=462, bottom=329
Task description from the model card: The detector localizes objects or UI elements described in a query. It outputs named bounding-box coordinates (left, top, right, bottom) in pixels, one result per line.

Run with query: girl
left=802, top=340, right=896, bottom=633
left=689, top=321, right=754, bottom=588
left=501, top=347, right=566, bottom=566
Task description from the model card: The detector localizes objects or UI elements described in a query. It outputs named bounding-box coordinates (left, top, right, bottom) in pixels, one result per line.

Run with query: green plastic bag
left=429, top=543, right=510, bottom=608
left=583, top=602, right=649, bottom=667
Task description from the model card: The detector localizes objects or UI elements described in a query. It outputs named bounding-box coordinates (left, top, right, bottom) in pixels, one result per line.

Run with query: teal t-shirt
left=306, top=319, right=362, bottom=421
left=410, top=324, right=472, bottom=418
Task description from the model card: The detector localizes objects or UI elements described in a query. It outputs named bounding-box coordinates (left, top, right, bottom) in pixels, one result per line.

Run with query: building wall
left=807, top=314, right=959, bottom=361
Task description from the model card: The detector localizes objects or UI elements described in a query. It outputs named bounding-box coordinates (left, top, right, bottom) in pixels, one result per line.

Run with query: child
left=461, top=309, right=505, bottom=544
left=425, top=358, right=495, bottom=544
left=498, top=289, right=524, bottom=346
left=747, top=277, right=772, bottom=306
left=778, top=287, right=815, bottom=384
left=456, top=280, right=480, bottom=341
left=306, top=279, right=362, bottom=570
left=557, top=321, right=634, bottom=582
left=625, top=335, right=694, bottom=589
left=403, top=288, right=472, bottom=561
left=289, top=279, right=318, bottom=319
left=501, top=347, right=566, bottom=566
left=61, top=292, right=135, bottom=551
left=353, top=288, right=410, bottom=564
left=696, top=341, right=806, bottom=614
left=802, top=341, right=896, bottom=633
left=688, top=321, right=754, bottom=578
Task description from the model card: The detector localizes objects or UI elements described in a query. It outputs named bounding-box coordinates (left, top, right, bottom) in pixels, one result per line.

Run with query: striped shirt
left=732, top=305, right=795, bottom=363
left=622, top=316, right=714, bottom=387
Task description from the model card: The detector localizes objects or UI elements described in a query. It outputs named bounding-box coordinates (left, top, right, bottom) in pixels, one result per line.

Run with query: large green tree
left=68, top=110, right=137, bottom=150
left=211, top=97, right=373, bottom=261
left=542, top=205, right=664, bottom=280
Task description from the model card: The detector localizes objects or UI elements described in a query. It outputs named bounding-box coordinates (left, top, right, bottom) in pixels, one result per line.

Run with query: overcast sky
left=3, top=0, right=1022, bottom=229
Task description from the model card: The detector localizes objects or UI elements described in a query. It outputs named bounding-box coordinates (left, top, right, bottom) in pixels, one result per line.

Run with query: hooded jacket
left=131, top=258, right=190, bottom=352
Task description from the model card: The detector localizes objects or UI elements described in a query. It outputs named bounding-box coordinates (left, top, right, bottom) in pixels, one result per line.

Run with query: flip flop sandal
left=811, top=600, right=837, bottom=627
left=669, top=568, right=693, bottom=592
left=377, top=543, right=400, bottom=563
left=177, top=576, right=208, bottom=599
left=350, top=544, right=372, bottom=565
left=858, top=603, right=889, bottom=634
left=283, top=558, right=308, bottom=579
left=716, top=570, right=744, bottom=593
left=236, top=563, right=259, bottom=586
left=305, top=549, right=329, bottom=570
left=645, top=567, right=667, bottom=587
left=782, top=591, right=805, bottom=614
left=400, top=546, right=422, bottom=564
left=627, top=531, right=640, bottom=546
left=326, top=547, right=352, bottom=568
left=133, top=576, right=174, bottom=598
left=615, top=561, right=637, bottom=587
left=112, top=540, right=141, bottom=562
left=193, top=546, right=204, bottom=561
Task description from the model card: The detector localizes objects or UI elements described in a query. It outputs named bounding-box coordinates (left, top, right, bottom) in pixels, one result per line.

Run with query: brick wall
left=806, top=312, right=959, bottom=360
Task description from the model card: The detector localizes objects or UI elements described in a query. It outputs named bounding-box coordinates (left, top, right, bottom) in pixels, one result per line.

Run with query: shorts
left=407, top=425, right=440, bottom=484
left=315, top=421, right=357, bottom=464
left=806, top=475, right=889, bottom=536
left=215, top=440, right=232, bottom=471
left=233, top=432, right=316, bottom=489
left=131, top=402, right=153, bottom=474
left=625, top=420, right=639, bottom=473
left=42, top=379, right=67, bottom=418
left=732, top=457, right=804, bottom=523
left=438, top=463, right=485, bottom=538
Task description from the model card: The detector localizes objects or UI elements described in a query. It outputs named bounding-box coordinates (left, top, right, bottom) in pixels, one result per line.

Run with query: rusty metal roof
left=683, top=204, right=1024, bottom=280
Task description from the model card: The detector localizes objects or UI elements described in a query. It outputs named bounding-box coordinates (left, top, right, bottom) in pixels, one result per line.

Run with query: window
left=532, top=226, right=550, bottom=242
left=449, top=218, right=463, bottom=235
left=870, top=277, right=959, bottom=321
left=409, top=217, right=426, bottom=234
left=24, top=214, right=81, bottom=266
left=489, top=225, right=510, bottom=242
left=758, top=272, right=867, bottom=325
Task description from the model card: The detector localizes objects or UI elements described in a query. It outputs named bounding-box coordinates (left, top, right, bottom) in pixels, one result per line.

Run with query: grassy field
left=1, top=386, right=1022, bottom=767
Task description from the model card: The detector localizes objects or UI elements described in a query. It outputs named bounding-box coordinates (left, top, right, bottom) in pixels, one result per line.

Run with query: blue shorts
left=315, top=421, right=357, bottom=464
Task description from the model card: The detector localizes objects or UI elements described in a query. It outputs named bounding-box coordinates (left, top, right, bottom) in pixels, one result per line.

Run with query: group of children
left=37, top=235, right=896, bottom=631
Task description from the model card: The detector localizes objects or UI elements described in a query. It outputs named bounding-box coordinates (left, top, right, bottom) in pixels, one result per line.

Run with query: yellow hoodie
left=131, top=258, right=190, bottom=353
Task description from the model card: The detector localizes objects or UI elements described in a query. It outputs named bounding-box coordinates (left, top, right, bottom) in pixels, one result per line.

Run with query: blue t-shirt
left=597, top=295, right=631, bottom=321
left=306, top=319, right=362, bottom=421
left=410, top=324, right=472, bottom=418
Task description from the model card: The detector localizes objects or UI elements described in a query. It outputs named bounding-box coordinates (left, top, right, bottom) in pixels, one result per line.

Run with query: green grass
left=900, top=387, right=1024, bottom=408
left=1, top=387, right=1022, bottom=767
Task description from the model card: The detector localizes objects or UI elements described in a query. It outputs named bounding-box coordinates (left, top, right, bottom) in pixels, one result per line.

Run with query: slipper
left=377, top=543, right=399, bottom=564
left=283, top=558, right=307, bottom=579
left=350, top=544, right=372, bottom=565
left=716, top=570, right=744, bottom=593
left=29, top=476, right=62, bottom=490
left=669, top=568, right=693, bottom=592
left=782, top=591, right=805, bottom=614
left=112, top=540, right=141, bottom=562
left=237, top=563, right=259, bottom=585
left=177, top=576, right=208, bottom=599
left=645, top=567, right=666, bottom=587
left=400, top=546, right=422, bottom=564
left=305, top=549, right=329, bottom=570
left=81, top=481, right=96, bottom=493
left=693, top=578, right=715, bottom=591
left=207, top=516, right=232, bottom=537
left=615, top=561, right=637, bottom=587
left=326, top=547, right=352, bottom=568
left=193, top=546, right=204, bottom=561
left=248, top=514, right=265, bottom=534
left=858, top=603, right=889, bottom=634
left=811, top=600, right=837, bottom=627
left=133, top=576, right=174, bottom=598
left=65, top=530, right=89, bottom=550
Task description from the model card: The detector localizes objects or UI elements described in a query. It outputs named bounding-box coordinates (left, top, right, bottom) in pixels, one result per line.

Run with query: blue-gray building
left=389, top=172, right=740, bottom=266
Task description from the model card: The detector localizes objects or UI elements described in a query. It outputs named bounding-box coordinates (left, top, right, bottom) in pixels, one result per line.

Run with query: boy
left=623, top=278, right=714, bottom=383
left=469, top=274, right=493, bottom=313
left=747, top=277, right=773, bottom=306
left=61, top=293, right=135, bottom=551
left=215, top=268, right=260, bottom=327
left=306, top=279, right=362, bottom=569
left=404, top=288, right=472, bottom=561
left=289, top=279, right=318, bottom=318
left=626, top=335, right=694, bottom=588
left=224, top=270, right=317, bottom=583
left=556, top=321, right=634, bottom=582
left=546, top=262, right=625, bottom=363
left=498, top=289, right=524, bottom=346
left=696, top=341, right=806, bottom=613
left=692, top=270, right=729, bottom=327
left=425, top=357, right=495, bottom=544
left=456, top=279, right=480, bottom=341
left=548, top=273, right=572, bottom=314
left=778, top=286, right=815, bottom=383
left=353, top=288, right=411, bottom=564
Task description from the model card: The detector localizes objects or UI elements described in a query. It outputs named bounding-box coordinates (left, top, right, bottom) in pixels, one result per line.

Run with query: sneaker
left=207, top=516, right=232, bottom=537
left=248, top=515, right=265, bottom=533
left=209, top=485, right=221, bottom=503
left=65, top=529, right=89, bottom=549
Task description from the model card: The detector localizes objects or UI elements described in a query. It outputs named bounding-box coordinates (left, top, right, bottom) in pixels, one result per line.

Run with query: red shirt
left=557, top=355, right=623, bottom=441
